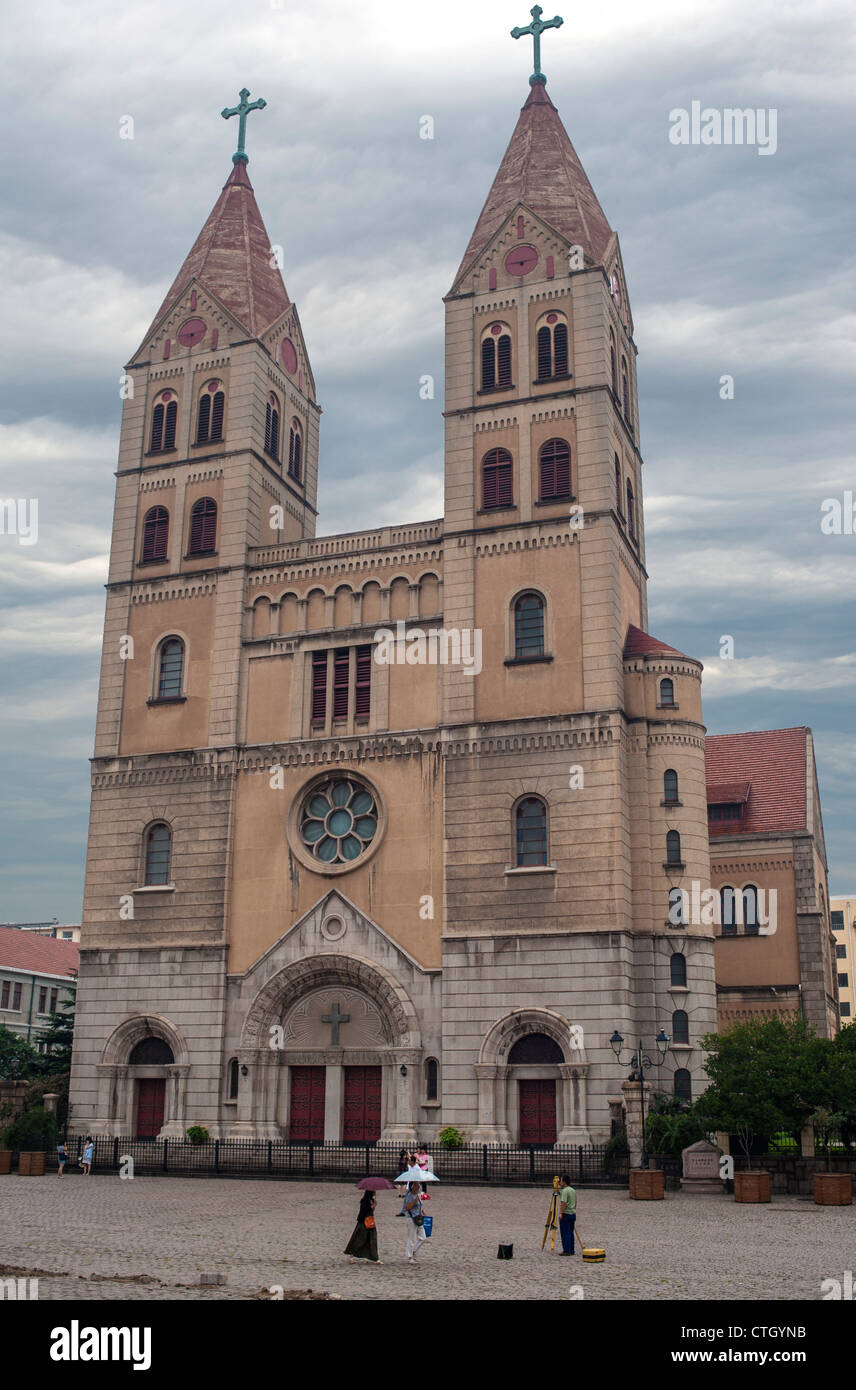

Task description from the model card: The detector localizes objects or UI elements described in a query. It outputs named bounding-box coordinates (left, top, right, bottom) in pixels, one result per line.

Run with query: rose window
left=299, top=778, right=378, bottom=865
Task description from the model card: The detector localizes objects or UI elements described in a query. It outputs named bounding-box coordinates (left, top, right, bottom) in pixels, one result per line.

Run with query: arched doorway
left=474, top=1009, right=591, bottom=1145
left=508, top=1033, right=563, bottom=1145
left=94, top=1015, right=189, bottom=1138
left=129, top=1037, right=174, bottom=1138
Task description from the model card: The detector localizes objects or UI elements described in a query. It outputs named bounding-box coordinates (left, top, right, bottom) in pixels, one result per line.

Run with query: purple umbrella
left=355, top=1176, right=396, bottom=1191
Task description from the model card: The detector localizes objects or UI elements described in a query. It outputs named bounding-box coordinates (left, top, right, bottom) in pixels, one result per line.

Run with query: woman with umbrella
left=344, top=1177, right=393, bottom=1265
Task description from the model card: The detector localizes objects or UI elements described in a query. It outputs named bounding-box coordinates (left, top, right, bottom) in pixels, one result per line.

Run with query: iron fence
left=67, top=1136, right=629, bottom=1186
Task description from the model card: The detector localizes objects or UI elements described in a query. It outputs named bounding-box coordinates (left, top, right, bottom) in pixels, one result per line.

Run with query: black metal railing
left=67, top=1136, right=629, bottom=1186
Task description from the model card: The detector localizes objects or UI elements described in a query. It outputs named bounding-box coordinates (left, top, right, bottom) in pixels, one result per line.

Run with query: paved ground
left=1, top=1175, right=853, bottom=1300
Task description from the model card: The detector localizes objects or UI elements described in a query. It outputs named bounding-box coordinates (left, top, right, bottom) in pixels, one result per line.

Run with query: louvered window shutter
left=265, top=403, right=272, bottom=453
left=481, top=337, right=495, bottom=389
left=333, top=648, right=350, bottom=719
left=150, top=404, right=164, bottom=452
left=497, top=335, right=511, bottom=387
left=537, top=326, right=552, bottom=380
left=270, top=409, right=279, bottom=459
left=553, top=323, right=568, bottom=376
left=354, top=645, right=371, bottom=718
left=163, top=401, right=177, bottom=449
left=311, top=651, right=328, bottom=723
left=539, top=440, right=570, bottom=499
left=197, top=393, right=211, bottom=444
left=189, top=498, right=217, bottom=554
left=211, top=391, right=224, bottom=441
left=483, top=449, right=513, bottom=509
left=143, top=507, right=169, bottom=562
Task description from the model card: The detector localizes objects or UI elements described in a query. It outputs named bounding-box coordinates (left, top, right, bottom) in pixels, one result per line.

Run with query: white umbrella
left=394, top=1165, right=439, bottom=1183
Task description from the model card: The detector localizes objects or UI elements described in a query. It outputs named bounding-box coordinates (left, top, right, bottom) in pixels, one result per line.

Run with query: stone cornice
left=247, top=547, right=442, bottom=590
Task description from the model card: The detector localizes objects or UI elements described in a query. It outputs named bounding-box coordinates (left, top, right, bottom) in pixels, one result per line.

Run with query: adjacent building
left=0, top=927, right=78, bottom=1054
left=831, top=896, right=856, bottom=1024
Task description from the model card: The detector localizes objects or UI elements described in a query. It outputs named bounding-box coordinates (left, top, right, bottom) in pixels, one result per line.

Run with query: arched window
left=150, top=395, right=177, bottom=453
left=672, top=1010, right=689, bottom=1044
left=626, top=479, right=635, bottom=538
left=514, top=591, right=545, bottom=658
left=614, top=455, right=623, bottom=513
left=664, top=769, right=679, bottom=803
left=621, top=359, right=631, bottom=420
left=142, top=506, right=169, bottom=563
left=196, top=382, right=225, bottom=445
left=508, top=1032, right=563, bottom=1063
left=610, top=331, right=618, bottom=395
left=743, top=885, right=760, bottom=934
left=539, top=439, right=571, bottom=500
left=157, top=637, right=184, bottom=699
left=721, top=886, right=737, bottom=935
left=228, top=1058, right=239, bottom=1100
left=670, top=952, right=687, bottom=987
left=481, top=327, right=512, bottom=389
left=288, top=419, right=303, bottom=481
left=659, top=678, right=675, bottom=706
left=482, top=448, right=513, bottom=509
left=264, top=394, right=280, bottom=459
left=674, top=1068, right=692, bottom=1103
left=188, top=497, right=217, bottom=555
left=668, top=887, right=685, bottom=925
left=516, top=796, right=548, bottom=867
left=129, top=1037, right=173, bottom=1065
left=536, top=319, right=569, bottom=381
left=666, top=830, right=682, bottom=865
left=425, top=1057, right=439, bottom=1101
left=144, top=823, right=172, bottom=886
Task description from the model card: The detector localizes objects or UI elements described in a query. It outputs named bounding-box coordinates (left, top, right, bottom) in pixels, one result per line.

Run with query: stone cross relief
left=321, top=1000, right=350, bottom=1046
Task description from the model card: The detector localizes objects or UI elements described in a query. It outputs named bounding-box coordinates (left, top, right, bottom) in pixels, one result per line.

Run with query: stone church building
left=68, top=62, right=834, bottom=1146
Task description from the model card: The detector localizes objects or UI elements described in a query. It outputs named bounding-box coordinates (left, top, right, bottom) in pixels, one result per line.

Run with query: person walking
left=56, top=1141, right=68, bottom=1176
left=81, top=1138, right=94, bottom=1175
left=344, top=1192, right=382, bottom=1265
left=414, top=1142, right=432, bottom=1196
left=558, top=1173, right=576, bottom=1255
left=404, top=1181, right=427, bottom=1263
left=395, top=1146, right=413, bottom=1213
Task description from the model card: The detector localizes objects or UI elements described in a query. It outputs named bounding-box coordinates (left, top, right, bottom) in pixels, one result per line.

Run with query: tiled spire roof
left=456, top=81, right=613, bottom=282
left=623, top=625, right=688, bottom=660
left=148, top=160, right=290, bottom=340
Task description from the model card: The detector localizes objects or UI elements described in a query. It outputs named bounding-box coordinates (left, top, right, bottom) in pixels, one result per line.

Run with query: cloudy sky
left=0, top=0, right=853, bottom=922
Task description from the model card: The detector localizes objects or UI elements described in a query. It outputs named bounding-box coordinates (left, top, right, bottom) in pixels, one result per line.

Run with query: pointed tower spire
left=144, top=88, right=289, bottom=342
left=454, top=62, right=613, bottom=285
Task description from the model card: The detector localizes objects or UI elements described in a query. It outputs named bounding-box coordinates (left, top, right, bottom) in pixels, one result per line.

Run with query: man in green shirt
left=558, top=1173, right=576, bottom=1255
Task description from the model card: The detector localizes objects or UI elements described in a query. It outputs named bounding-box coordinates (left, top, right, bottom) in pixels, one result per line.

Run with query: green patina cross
left=511, top=5, right=564, bottom=86
left=221, top=88, right=267, bottom=163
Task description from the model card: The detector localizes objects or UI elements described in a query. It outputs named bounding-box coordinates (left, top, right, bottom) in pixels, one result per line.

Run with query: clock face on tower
left=504, top=245, right=538, bottom=276
left=177, top=317, right=207, bottom=348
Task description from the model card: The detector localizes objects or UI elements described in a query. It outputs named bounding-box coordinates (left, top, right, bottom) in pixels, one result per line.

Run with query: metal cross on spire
left=221, top=87, right=267, bottom=164
left=511, top=5, right=564, bottom=86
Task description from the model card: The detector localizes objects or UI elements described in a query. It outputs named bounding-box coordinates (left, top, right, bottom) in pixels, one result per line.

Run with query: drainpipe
left=25, top=973, right=37, bottom=1044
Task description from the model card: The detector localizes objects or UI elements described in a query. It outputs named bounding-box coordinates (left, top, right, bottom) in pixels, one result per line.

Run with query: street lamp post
left=610, top=1028, right=670, bottom=1168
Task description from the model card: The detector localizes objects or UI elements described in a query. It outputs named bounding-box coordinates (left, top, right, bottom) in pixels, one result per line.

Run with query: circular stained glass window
left=299, top=777, right=378, bottom=866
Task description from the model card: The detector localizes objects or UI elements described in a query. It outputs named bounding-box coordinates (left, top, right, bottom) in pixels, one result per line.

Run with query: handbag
left=412, top=1213, right=424, bottom=1227
left=364, top=1215, right=376, bottom=1229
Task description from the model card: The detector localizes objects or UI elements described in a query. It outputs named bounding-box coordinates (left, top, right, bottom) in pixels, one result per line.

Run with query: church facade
left=68, top=68, right=732, bottom=1145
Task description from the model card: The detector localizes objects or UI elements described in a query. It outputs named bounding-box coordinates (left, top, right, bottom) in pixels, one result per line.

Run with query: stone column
left=229, top=1050, right=261, bottom=1136
left=324, top=1064, right=343, bottom=1142
left=381, top=1052, right=418, bottom=1142
left=622, top=1078, right=653, bottom=1168
left=93, top=1063, right=126, bottom=1136
left=470, top=1064, right=509, bottom=1143
left=252, top=1052, right=282, bottom=1140
left=43, top=1093, right=59, bottom=1114
left=160, top=1063, right=190, bottom=1138
left=557, top=1064, right=591, bottom=1143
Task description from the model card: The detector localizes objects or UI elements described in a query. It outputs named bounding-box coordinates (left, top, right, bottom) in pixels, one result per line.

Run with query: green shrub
left=604, top=1130, right=629, bottom=1172
left=645, top=1107, right=712, bottom=1156
left=438, top=1126, right=465, bottom=1150
left=186, top=1126, right=210, bottom=1146
left=2, top=1106, right=58, bottom=1151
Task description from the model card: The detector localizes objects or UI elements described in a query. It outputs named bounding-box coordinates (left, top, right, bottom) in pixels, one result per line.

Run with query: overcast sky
left=0, top=0, right=853, bottom=922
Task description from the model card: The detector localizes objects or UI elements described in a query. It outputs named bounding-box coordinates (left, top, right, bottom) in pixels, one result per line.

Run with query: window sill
left=534, top=495, right=575, bottom=507
left=144, top=448, right=177, bottom=459
left=421, top=1100, right=442, bottom=1109
left=133, top=884, right=175, bottom=895
left=668, top=985, right=689, bottom=993
left=670, top=1042, right=692, bottom=1052
left=504, top=865, right=557, bottom=876
left=504, top=654, right=553, bottom=666
left=287, top=470, right=303, bottom=486
left=137, top=557, right=170, bottom=568
left=533, top=373, right=572, bottom=385
left=477, top=384, right=516, bottom=396
left=263, top=449, right=281, bottom=466
left=223, top=1099, right=238, bottom=1107
left=147, top=696, right=187, bottom=706
left=657, top=703, right=679, bottom=711
left=664, top=862, right=686, bottom=872
left=477, top=505, right=517, bottom=516
left=193, top=438, right=223, bottom=449
left=183, top=551, right=218, bottom=560
left=661, top=800, right=682, bottom=808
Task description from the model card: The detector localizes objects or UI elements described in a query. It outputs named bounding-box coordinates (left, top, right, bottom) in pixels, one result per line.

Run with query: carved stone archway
left=94, top=1014, right=189, bottom=1139
left=474, top=1007, right=590, bottom=1145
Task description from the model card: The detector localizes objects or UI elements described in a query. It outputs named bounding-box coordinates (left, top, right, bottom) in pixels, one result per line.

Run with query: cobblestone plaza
left=2, top=1176, right=853, bottom=1301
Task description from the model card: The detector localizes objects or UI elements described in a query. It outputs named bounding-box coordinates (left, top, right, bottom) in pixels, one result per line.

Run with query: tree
left=0, top=1026, right=42, bottom=1081
left=39, top=978, right=76, bottom=1075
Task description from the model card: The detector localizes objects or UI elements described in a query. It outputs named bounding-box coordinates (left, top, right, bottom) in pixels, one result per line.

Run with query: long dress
left=344, top=1196, right=379, bottom=1262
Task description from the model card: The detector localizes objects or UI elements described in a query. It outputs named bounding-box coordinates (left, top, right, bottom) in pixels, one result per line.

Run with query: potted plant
left=811, top=1108, right=851, bottom=1205
left=1, top=1106, right=58, bottom=1175
left=186, top=1125, right=210, bottom=1146
left=438, top=1126, right=465, bottom=1150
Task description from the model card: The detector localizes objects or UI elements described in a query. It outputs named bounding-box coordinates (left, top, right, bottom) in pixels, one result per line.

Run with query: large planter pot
left=629, top=1168, right=664, bottom=1200
left=734, top=1170, right=771, bottom=1203
left=18, top=1151, right=46, bottom=1176
left=813, top=1172, right=852, bottom=1206
left=0, top=1149, right=12, bottom=1175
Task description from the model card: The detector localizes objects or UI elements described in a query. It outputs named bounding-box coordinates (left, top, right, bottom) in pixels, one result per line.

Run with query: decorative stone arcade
left=232, top=954, right=422, bottom=1142
left=472, top=1008, right=591, bottom=1144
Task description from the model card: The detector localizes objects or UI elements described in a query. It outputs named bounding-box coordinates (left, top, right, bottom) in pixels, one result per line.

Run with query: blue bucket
left=422, top=1215, right=433, bottom=1238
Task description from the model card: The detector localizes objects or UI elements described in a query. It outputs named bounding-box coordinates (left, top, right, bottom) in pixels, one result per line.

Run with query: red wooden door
left=136, top=1079, right=165, bottom=1139
left=290, top=1066, right=326, bottom=1140
left=519, top=1079, right=557, bottom=1145
left=343, top=1066, right=382, bottom=1143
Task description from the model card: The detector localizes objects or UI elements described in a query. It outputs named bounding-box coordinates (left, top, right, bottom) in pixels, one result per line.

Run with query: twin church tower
left=69, top=22, right=716, bottom=1145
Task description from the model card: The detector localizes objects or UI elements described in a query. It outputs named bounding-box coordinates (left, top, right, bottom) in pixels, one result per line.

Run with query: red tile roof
left=623, top=624, right=687, bottom=659
left=455, top=82, right=614, bottom=284
left=707, top=781, right=751, bottom=805
left=705, top=728, right=808, bottom=835
left=0, top=927, right=79, bottom=977
left=148, top=159, right=291, bottom=340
